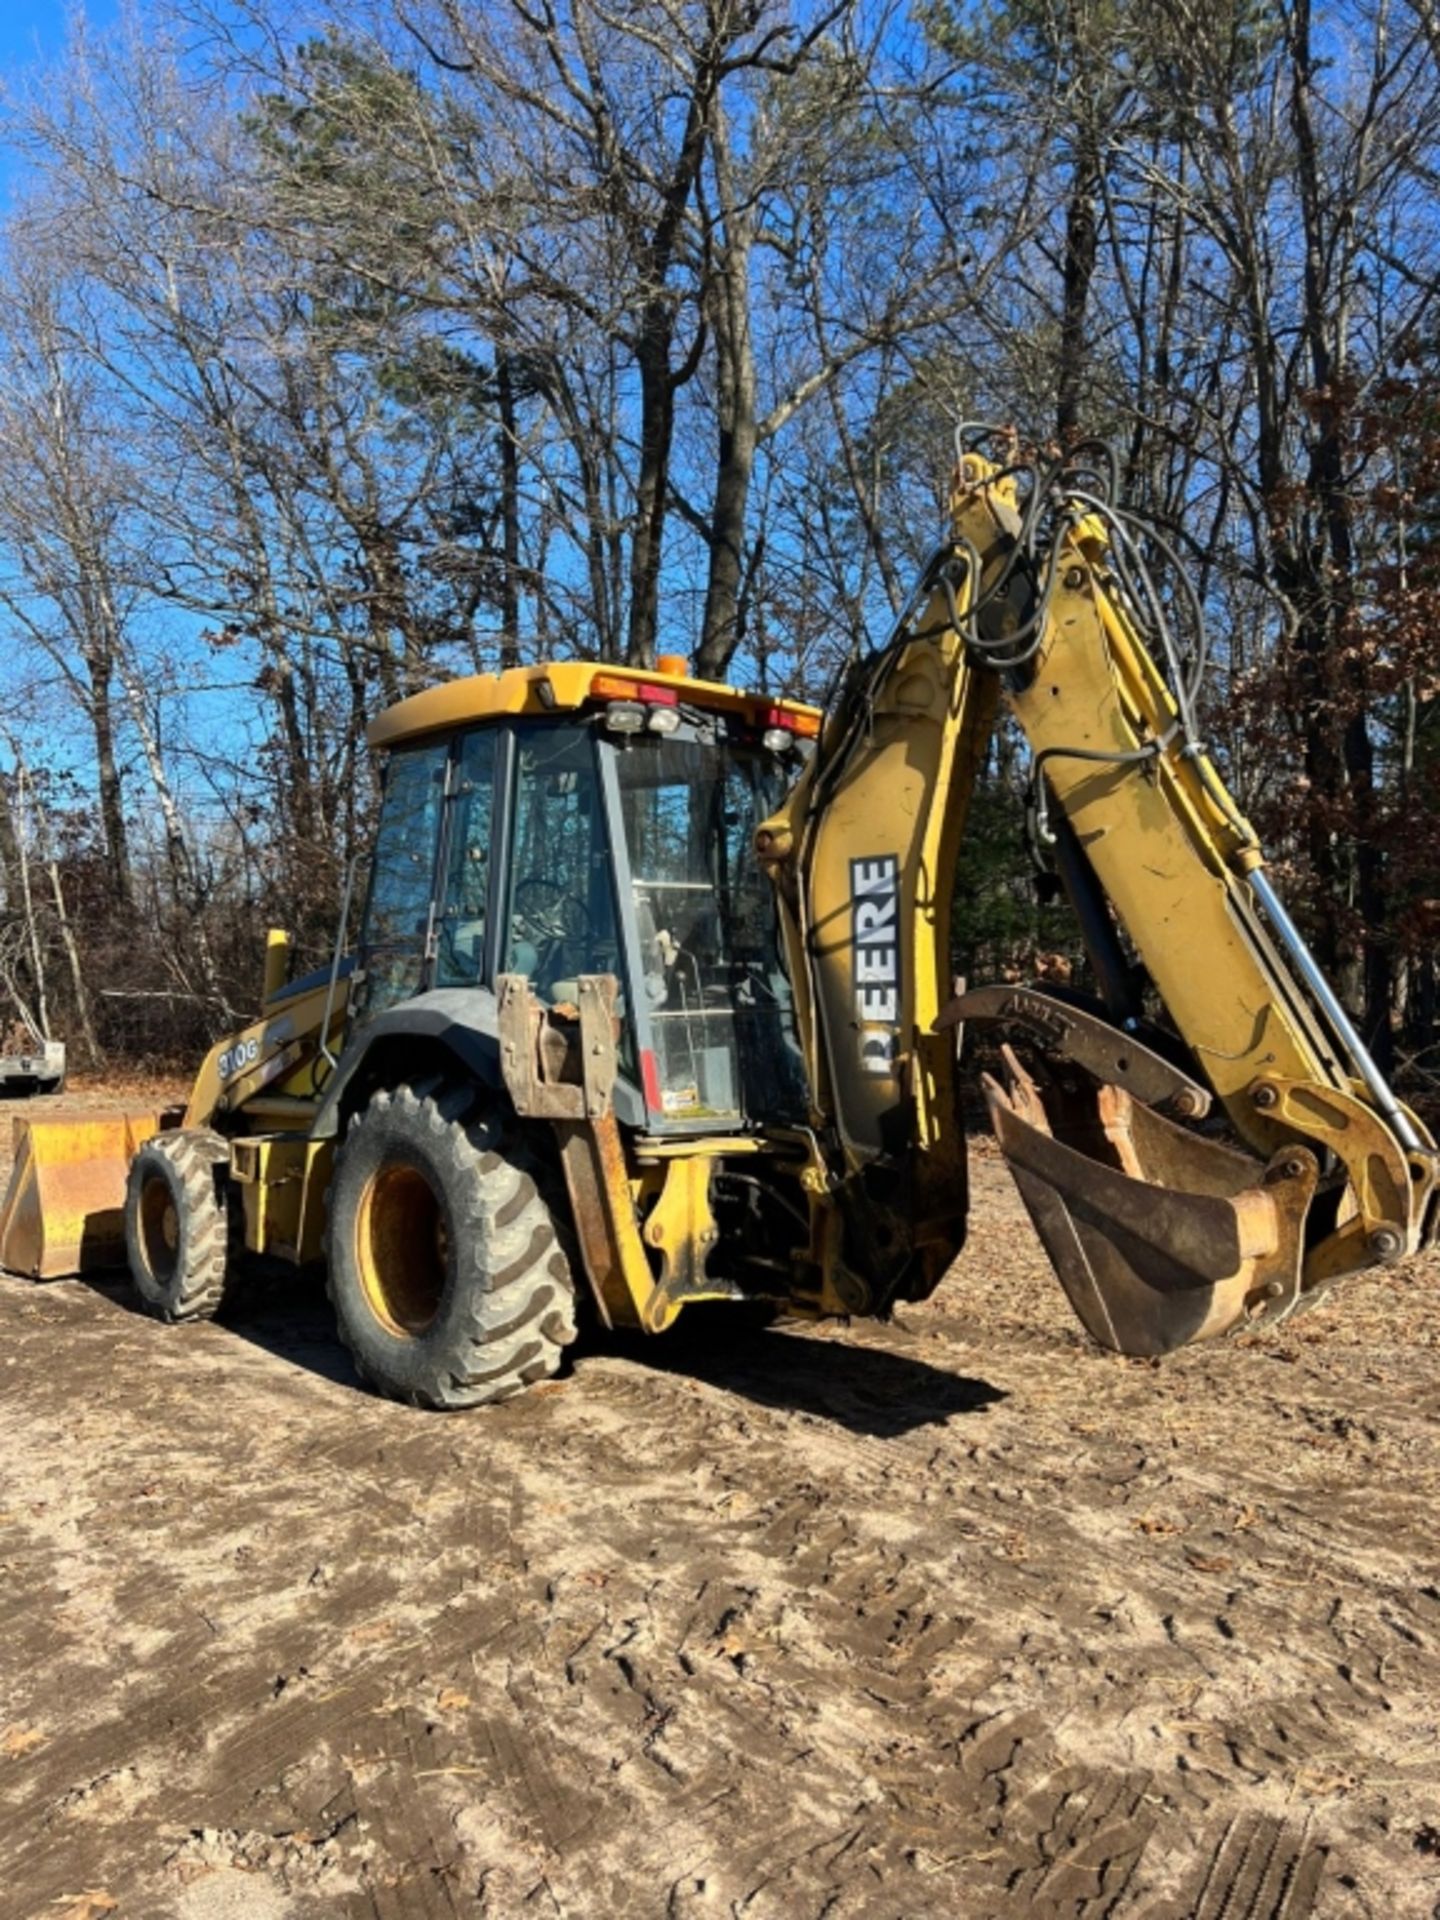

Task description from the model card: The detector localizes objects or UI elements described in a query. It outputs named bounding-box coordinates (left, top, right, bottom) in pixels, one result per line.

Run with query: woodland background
left=0, top=0, right=1436, bottom=1088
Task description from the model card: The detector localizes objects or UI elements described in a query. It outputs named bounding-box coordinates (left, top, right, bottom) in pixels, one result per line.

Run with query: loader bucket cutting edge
left=981, top=1067, right=1323, bottom=1357
left=0, top=1112, right=168, bottom=1279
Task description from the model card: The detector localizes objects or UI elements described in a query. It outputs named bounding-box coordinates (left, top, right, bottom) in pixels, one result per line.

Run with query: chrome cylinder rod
left=1247, top=867, right=1422, bottom=1153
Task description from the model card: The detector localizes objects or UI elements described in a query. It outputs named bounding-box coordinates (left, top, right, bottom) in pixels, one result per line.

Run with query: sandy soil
left=1, top=1086, right=1438, bottom=1920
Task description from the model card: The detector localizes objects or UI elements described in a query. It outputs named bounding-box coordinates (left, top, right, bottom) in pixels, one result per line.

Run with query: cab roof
left=366, top=661, right=822, bottom=751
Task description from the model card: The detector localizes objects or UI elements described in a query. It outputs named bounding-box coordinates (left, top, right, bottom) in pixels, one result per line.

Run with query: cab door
left=353, top=739, right=450, bottom=1022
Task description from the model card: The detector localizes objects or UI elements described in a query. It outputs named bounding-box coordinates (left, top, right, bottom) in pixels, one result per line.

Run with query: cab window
left=434, top=728, right=497, bottom=987
left=615, top=733, right=806, bottom=1122
left=505, top=724, right=618, bottom=1004
left=355, top=740, right=448, bottom=1019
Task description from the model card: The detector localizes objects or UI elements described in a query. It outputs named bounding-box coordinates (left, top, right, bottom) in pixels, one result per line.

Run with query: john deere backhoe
left=2, top=440, right=1434, bottom=1406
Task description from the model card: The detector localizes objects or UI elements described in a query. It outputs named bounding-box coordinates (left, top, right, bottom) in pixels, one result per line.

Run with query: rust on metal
left=554, top=1110, right=649, bottom=1330
left=553, top=1109, right=740, bottom=1333
left=497, top=972, right=617, bottom=1122
left=500, top=969, right=741, bottom=1334
left=495, top=969, right=648, bottom=1329
left=984, top=1055, right=1320, bottom=1356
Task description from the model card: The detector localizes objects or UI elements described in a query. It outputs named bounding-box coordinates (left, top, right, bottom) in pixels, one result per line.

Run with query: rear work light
left=763, top=704, right=820, bottom=739
left=592, top=674, right=680, bottom=706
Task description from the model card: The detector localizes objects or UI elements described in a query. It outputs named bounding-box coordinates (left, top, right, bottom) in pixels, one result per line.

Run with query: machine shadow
left=75, top=1269, right=1007, bottom=1430
left=74, top=1262, right=363, bottom=1389
left=603, top=1306, right=1007, bottom=1437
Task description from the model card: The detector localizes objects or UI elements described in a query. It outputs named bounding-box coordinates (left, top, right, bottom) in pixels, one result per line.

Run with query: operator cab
left=352, top=661, right=818, bottom=1132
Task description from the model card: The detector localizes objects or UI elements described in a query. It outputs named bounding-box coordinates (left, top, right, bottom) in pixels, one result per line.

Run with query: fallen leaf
left=1295, top=1767, right=1356, bottom=1796
left=50, top=1893, right=117, bottom=1920
left=348, top=1620, right=397, bottom=1647
left=1184, top=1552, right=1234, bottom=1574
left=2, top=1725, right=44, bottom=1757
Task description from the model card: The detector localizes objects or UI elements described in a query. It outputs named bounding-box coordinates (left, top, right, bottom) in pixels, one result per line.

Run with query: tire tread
left=325, top=1084, right=576, bottom=1410
left=126, top=1128, right=235, bottom=1323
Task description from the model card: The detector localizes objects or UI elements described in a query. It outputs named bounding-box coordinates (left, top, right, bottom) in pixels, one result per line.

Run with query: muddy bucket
left=938, top=986, right=1324, bottom=1356
left=0, top=1112, right=170, bottom=1279
left=983, top=1057, right=1321, bottom=1354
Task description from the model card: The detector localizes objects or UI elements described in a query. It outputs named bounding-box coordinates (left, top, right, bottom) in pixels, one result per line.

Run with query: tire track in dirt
left=2, top=1144, right=1438, bottom=1917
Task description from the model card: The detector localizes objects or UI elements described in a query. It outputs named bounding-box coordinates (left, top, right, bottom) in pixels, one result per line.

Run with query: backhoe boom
left=764, top=444, right=1437, bottom=1354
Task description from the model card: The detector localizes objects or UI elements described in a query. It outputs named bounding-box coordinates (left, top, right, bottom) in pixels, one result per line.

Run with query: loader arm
left=762, top=445, right=1437, bottom=1353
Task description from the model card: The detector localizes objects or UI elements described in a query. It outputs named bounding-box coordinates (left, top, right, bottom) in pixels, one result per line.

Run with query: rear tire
left=325, top=1084, right=577, bottom=1410
left=125, top=1129, right=235, bottom=1322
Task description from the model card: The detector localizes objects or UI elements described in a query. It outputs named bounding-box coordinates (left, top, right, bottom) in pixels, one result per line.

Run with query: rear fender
left=311, top=989, right=506, bottom=1138
left=311, top=986, right=646, bottom=1135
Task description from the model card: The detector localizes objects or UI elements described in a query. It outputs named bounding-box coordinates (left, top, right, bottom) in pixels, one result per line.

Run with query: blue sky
left=0, top=2, right=119, bottom=73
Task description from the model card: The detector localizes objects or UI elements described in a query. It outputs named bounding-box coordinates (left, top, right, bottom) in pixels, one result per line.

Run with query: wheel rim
left=355, top=1159, right=448, bottom=1338
left=138, top=1174, right=181, bottom=1284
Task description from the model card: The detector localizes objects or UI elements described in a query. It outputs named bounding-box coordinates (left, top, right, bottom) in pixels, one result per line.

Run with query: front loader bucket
left=983, top=1054, right=1322, bottom=1356
left=0, top=1112, right=169, bottom=1279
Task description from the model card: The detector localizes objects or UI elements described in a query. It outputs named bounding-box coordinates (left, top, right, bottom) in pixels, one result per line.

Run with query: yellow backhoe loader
left=2, top=441, right=1433, bottom=1406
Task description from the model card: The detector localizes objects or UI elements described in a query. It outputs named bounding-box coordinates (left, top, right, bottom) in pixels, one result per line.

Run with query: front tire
left=325, top=1085, right=577, bottom=1410
left=125, top=1129, right=235, bottom=1321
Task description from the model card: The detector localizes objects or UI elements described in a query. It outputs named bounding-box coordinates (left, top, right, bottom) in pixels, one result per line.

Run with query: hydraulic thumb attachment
left=937, top=445, right=1438, bottom=1355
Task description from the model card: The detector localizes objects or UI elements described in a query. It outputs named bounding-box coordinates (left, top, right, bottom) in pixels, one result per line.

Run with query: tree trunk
left=622, top=45, right=717, bottom=666
left=0, top=773, right=23, bottom=914
left=1287, top=0, right=1389, bottom=1048
left=1057, top=129, right=1100, bottom=444
left=115, top=644, right=227, bottom=1018
left=627, top=302, right=682, bottom=667
left=87, top=653, right=133, bottom=913
left=697, top=99, right=758, bottom=683
left=497, top=352, right=521, bottom=671
left=48, top=858, right=103, bottom=1068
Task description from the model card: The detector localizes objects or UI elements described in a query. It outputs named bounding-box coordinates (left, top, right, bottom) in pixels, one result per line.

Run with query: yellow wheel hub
left=355, top=1161, right=448, bottom=1338
left=139, top=1176, right=181, bottom=1281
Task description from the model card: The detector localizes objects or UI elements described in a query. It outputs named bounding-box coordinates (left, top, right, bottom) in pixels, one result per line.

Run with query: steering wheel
left=513, top=874, right=593, bottom=942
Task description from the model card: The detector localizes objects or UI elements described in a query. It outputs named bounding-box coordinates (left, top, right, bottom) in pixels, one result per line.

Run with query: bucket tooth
left=996, top=1042, right=1051, bottom=1133
left=982, top=1072, right=1320, bottom=1356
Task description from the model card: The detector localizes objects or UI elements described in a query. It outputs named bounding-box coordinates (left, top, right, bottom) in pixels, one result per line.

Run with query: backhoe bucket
left=983, top=1052, right=1322, bottom=1356
left=0, top=1112, right=168, bottom=1279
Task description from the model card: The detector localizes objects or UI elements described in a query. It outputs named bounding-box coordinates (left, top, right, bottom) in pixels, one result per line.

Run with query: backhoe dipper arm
left=762, top=446, right=1437, bottom=1354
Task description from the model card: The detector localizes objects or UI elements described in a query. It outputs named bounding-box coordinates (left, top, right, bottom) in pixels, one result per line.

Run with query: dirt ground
left=1, top=1086, right=1438, bottom=1920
